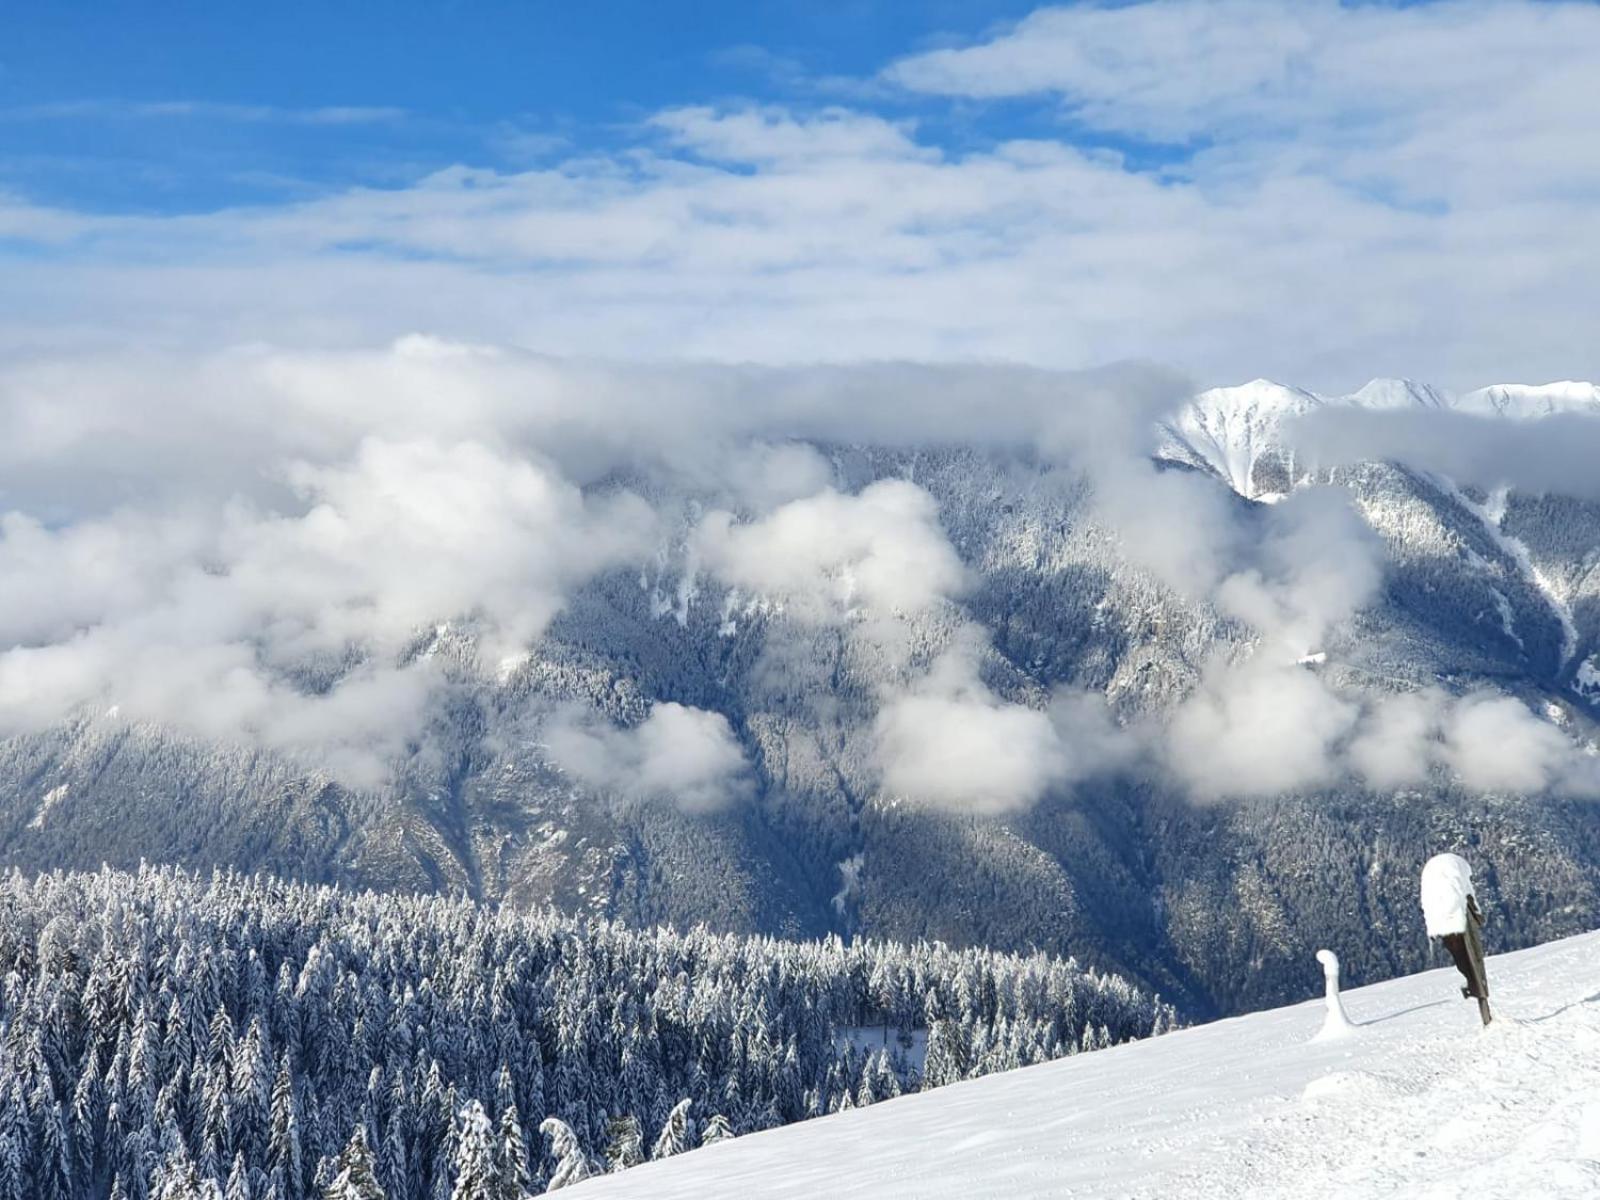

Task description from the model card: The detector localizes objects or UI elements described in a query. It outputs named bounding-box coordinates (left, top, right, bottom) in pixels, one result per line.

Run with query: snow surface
left=1457, top=382, right=1600, bottom=419
left=577, top=929, right=1600, bottom=1199
left=1420, top=852, right=1475, bottom=937
left=1160, top=377, right=1600, bottom=504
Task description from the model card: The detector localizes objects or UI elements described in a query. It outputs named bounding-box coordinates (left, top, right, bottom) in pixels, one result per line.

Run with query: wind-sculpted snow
left=575, top=927, right=1600, bottom=1200
left=0, top=864, right=1172, bottom=1199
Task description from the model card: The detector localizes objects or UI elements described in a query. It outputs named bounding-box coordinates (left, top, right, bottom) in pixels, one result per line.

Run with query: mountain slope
left=576, top=927, right=1600, bottom=1199
left=4, top=383, right=1600, bottom=1020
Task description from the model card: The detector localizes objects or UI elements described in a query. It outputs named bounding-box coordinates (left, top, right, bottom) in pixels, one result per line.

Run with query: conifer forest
left=0, top=866, right=1173, bottom=1198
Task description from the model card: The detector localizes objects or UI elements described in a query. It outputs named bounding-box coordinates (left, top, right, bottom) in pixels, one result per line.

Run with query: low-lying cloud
left=545, top=702, right=752, bottom=814
left=695, top=480, right=969, bottom=621
left=1290, top=407, right=1600, bottom=501
left=871, top=629, right=1131, bottom=815
left=0, top=338, right=1591, bottom=808
left=0, top=431, right=656, bottom=785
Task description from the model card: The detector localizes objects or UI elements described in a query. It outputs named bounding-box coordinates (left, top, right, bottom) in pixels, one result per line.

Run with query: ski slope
left=577, top=930, right=1600, bottom=1198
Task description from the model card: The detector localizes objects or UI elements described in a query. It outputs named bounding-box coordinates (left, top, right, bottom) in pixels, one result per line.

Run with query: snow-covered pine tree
left=650, top=1099, right=694, bottom=1161
left=0, top=1132, right=23, bottom=1200
left=922, top=992, right=971, bottom=1088
left=37, top=1097, right=74, bottom=1200
left=699, top=1114, right=734, bottom=1147
left=323, top=1126, right=385, bottom=1200
left=151, top=1145, right=223, bottom=1200
left=492, top=1102, right=528, bottom=1200
left=224, top=1154, right=250, bottom=1200
left=603, top=1114, right=643, bottom=1174
left=448, top=1102, right=495, bottom=1200
left=0, top=865, right=1174, bottom=1200
left=536, top=1118, right=590, bottom=1192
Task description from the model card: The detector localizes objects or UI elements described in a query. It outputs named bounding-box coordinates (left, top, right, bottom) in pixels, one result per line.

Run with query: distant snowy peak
left=1160, top=377, right=1596, bottom=499
left=1159, top=379, right=1322, bottom=499
left=1457, top=381, right=1600, bottom=419
left=1158, top=377, right=1440, bottom=500
left=1346, top=377, right=1451, bottom=411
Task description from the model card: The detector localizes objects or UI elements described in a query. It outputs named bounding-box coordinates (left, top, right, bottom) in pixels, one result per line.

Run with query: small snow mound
left=1301, top=1071, right=1391, bottom=1106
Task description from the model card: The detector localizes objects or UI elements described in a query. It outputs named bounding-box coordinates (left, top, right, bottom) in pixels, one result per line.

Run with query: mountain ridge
left=3, top=379, right=1600, bottom=1020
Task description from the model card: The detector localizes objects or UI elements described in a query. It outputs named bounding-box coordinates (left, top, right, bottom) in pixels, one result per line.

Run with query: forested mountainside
left=3, top=381, right=1600, bottom=1019
left=0, top=865, right=1171, bottom=1200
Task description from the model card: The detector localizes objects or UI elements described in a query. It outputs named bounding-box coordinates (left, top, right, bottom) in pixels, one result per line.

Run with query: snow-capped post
left=1312, top=949, right=1354, bottom=1040
left=1420, top=853, right=1493, bottom=1026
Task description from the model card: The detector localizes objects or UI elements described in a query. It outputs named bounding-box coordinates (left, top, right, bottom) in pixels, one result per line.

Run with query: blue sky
left=1, top=1, right=1597, bottom=391
left=4, top=1, right=1052, bottom=213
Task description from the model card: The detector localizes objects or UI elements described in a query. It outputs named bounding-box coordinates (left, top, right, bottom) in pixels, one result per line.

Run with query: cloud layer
left=3, top=3, right=1599, bottom=390
left=2, top=2, right=1598, bottom=808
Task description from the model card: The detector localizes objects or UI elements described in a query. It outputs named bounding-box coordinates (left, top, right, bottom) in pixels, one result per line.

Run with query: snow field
left=575, top=929, right=1600, bottom=1198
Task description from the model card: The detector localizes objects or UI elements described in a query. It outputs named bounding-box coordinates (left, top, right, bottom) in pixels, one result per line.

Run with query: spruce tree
left=700, top=1113, right=734, bottom=1147
left=323, top=1126, right=384, bottom=1200
left=224, top=1153, right=252, bottom=1200
left=448, top=1101, right=495, bottom=1200
left=603, top=1114, right=643, bottom=1173
left=650, top=1098, right=693, bottom=1161
left=536, top=1118, right=590, bottom=1192
left=493, top=1102, right=529, bottom=1200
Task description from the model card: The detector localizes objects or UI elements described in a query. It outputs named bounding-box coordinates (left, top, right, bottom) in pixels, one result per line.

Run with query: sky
left=2, top=2, right=1046, bottom=212
left=3, top=0, right=1597, bottom=390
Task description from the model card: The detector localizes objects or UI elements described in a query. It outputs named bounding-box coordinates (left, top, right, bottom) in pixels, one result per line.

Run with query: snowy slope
left=1158, top=379, right=1324, bottom=499
left=577, top=929, right=1600, bottom=1199
left=1458, top=382, right=1600, bottom=419
left=1157, top=377, right=1449, bottom=500
left=1160, top=377, right=1599, bottom=502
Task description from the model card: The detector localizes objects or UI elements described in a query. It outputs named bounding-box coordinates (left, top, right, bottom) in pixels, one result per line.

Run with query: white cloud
left=1214, top=486, right=1383, bottom=658
left=1167, top=658, right=1359, bottom=799
left=0, top=332, right=1587, bottom=806
left=546, top=701, right=751, bottom=814
left=5, top=0, right=1600, bottom=391
left=0, top=434, right=655, bottom=785
left=1346, top=690, right=1442, bottom=791
left=649, top=105, right=929, bottom=166
left=886, top=0, right=1600, bottom=207
left=1290, top=407, right=1600, bottom=501
left=694, top=480, right=968, bottom=621
left=873, top=633, right=1065, bottom=814
left=1440, top=693, right=1582, bottom=795
left=872, top=629, right=1132, bottom=814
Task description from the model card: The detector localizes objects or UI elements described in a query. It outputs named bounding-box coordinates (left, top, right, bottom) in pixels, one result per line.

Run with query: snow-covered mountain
left=4, top=379, right=1600, bottom=1022
left=1155, top=376, right=1577, bottom=502
left=1458, top=381, right=1600, bottom=419
left=575, top=928, right=1600, bottom=1199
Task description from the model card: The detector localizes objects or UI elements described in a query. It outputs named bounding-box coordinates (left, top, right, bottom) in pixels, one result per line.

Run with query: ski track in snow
left=576, top=930, right=1600, bottom=1199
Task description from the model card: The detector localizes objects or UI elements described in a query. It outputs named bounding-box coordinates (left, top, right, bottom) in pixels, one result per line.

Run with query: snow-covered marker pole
left=1312, top=949, right=1354, bottom=1040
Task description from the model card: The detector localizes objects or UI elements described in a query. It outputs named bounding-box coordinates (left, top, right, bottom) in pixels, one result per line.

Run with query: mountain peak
left=1457, top=381, right=1600, bottom=419
left=1159, top=380, right=1325, bottom=499
left=1347, top=378, right=1451, bottom=410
